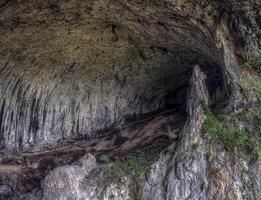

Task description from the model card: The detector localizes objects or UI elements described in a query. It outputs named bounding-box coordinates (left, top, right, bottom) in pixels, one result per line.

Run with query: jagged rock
left=142, top=67, right=261, bottom=200
left=143, top=65, right=210, bottom=200
left=42, top=153, right=97, bottom=200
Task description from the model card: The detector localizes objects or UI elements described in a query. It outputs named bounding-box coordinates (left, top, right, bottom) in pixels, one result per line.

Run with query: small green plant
left=245, top=75, right=261, bottom=102
left=206, top=150, right=215, bottom=161
left=192, top=142, right=200, bottom=150
left=203, top=107, right=248, bottom=151
left=247, top=106, right=261, bottom=122
left=105, top=154, right=148, bottom=199
left=105, top=154, right=147, bottom=184
left=85, top=174, right=92, bottom=181
left=13, top=16, right=23, bottom=25
left=243, top=51, right=261, bottom=72
left=245, top=106, right=261, bottom=132
left=256, top=29, right=261, bottom=39
left=98, top=153, right=109, bottom=163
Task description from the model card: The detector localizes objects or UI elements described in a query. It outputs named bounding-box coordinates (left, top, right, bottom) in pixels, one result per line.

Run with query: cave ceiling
left=0, top=0, right=224, bottom=150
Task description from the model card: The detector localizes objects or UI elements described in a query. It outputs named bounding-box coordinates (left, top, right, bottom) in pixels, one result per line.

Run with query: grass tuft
left=203, top=107, right=248, bottom=151
left=243, top=51, right=261, bottom=73
left=245, top=75, right=261, bottom=102
left=98, top=153, right=110, bottom=163
left=105, top=154, right=147, bottom=184
left=105, top=154, right=148, bottom=199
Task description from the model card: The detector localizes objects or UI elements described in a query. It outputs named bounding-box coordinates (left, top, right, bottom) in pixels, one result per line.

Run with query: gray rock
left=0, top=184, right=12, bottom=197
left=41, top=153, right=131, bottom=200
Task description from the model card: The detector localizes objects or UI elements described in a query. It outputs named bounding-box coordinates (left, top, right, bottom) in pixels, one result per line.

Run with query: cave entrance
left=164, top=63, right=225, bottom=111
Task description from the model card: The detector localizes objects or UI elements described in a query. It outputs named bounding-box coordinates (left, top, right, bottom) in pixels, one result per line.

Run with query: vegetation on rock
left=256, top=29, right=261, bottom=39
left=243, top=51, right=261, bottom=73
left=105, top=154, right=147, bottom=184
left=203, top=107, right=248, bottom=151
left=203, top=107, right=261, bottom=156
left=104, top=154, right=148, bottom=199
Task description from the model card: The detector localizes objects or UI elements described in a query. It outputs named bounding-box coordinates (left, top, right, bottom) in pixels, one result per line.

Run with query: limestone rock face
left=0, top=0, right=258, bottom=151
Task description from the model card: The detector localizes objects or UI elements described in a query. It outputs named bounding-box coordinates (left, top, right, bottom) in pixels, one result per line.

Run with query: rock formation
left=0, top=0, right=260, bottom=199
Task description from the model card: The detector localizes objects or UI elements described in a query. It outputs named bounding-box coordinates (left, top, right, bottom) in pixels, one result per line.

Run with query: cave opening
left=0, top=0, right=232, bottom=152
left=164, top=63, right=225, bottom=111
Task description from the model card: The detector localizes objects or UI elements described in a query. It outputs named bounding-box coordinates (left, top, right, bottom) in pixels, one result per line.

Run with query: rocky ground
left=0, top=0, right=260, bottom=199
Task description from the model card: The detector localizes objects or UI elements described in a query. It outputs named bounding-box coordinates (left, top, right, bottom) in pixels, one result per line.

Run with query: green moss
left=243, top=51, right=261, bottom=72
left=244, top=106, right=261, bottom=156
left=85, top=174, right=91, bottom=181
left=203, top=107, right=261, bottom=157
left=192, top=142, right=200, bottom=150
left=105, top=154, right=148, bottom=199
left=206, top=149, right=215, bottom=161
left=105, top=154, right=147, bottom=184
left=246, top=106, right=261, bottom=123
left=245, top=75, right=261, bottom=102
left=98, top=153, right=109, bottom=163
left=247, top=106, right=261, bottom=133
left=203, top=107, right=248, bottom=151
